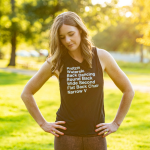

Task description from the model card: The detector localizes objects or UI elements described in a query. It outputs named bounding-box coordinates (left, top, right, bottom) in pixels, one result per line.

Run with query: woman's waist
left=56, top=109, right=105, bottom=124
left=55, top=121, right=103, bottom=137
left=56, top=114, right=102, bottom=124
left=56, top=119, right=104, bottom=127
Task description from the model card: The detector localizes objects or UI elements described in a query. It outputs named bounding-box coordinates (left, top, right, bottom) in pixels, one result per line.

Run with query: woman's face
left=59, top=24, right=82, bottom=52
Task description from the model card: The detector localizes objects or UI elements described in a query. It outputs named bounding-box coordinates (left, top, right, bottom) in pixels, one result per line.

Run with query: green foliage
left=2, top=0, right=150, bottom=66
left=1, top=0, right=24, bottom=44
left=1, top=0, right=120, bottom=49
left=20, top=0, right=95, bottom=49
left=81, top=0, right=119, bottom=31
left=132, top=0, right=150, bottom=46
left=92, top=20, right=140, bottom=52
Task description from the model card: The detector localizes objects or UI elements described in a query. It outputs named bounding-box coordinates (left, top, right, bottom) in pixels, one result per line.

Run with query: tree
left=8, top=0, right=16, bottom=66
left=92, top=20, right=140, bottom=52
left=1, top=0, right=119, bottom=66
left=1, top=0, right=26, bottom=66
left=1, top=0, right=94, bottom=66
left=132, top=0, right=150, bottom=62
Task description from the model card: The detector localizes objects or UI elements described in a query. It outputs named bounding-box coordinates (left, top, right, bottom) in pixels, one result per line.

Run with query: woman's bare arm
left=21, top=58, right=66, bottom=137
left=21, top=58, right=53, bottom=127
left=95, top=48, right=135, bottom=137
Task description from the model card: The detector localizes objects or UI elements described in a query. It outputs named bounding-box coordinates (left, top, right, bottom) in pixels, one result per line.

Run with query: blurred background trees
left=131, top=0, right=150, bottom=62
left=1, top=0, right=150, bottom=66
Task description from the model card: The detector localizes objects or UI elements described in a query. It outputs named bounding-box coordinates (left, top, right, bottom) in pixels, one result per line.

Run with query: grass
left=116, top=61, right=150, bottom=74
left=0, top=70, right=150, bottom=149
left=0, top=71, right=59, bottom=149
left=104, top=89, right=150, bottom=150
left=104, top=72, right=150, bottom=86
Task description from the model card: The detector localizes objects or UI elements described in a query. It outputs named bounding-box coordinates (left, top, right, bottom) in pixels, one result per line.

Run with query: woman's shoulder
left=95, top=47, right=121, bottom=73
left=46, top=57, right=59, bottom=79
left=94, top=47, right=109, bottom=57
left=94, top=47, right=111, bottom=72
left=95, top=47, right=114, bottom=62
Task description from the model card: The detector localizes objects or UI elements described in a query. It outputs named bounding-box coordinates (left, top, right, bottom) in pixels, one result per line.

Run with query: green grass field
left=0, top=70, right=150, bottom=150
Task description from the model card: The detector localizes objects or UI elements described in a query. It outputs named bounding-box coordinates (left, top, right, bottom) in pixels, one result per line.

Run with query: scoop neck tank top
left=55, top=46, right=105, bottom=137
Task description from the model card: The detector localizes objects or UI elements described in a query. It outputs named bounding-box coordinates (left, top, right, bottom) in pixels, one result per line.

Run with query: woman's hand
left=95, top=121, right=119, bottom=138
left=40, top=121, right=67, bottom=137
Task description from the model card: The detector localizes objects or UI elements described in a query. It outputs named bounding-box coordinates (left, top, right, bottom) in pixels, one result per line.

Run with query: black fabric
left=54, top=134, right=107, bottom=150
left=55, top=46, right=105, bottom=136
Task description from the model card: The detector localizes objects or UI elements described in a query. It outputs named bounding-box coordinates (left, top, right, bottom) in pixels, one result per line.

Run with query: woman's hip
left=54, top=134, right=107, bottom=150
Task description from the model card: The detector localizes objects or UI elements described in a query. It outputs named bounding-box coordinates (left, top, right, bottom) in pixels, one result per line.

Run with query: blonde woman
left=21, top=11, right=134, bottom=150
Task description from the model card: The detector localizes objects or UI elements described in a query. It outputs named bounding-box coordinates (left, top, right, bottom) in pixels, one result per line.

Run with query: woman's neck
left=68, top=48, right=83, bottom=63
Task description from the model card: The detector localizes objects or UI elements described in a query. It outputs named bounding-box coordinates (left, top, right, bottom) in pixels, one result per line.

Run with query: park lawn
left=117, top=61, right=150, bottom=74
left=0, top=71, right=150, bottom=150
left=104, top=88, right=150, bottom=150
left=104, top=72, right=150, bottom=87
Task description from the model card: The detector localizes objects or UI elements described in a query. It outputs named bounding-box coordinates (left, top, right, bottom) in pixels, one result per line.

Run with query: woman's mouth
left=68, top=44, right=74, bottom=47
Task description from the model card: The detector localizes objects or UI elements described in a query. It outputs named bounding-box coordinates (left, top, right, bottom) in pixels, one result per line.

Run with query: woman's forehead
left=59, top=24, right=78, bottom=36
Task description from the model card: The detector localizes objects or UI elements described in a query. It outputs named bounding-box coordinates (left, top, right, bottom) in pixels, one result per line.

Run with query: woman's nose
left=65, top=36, right=71, bottom=43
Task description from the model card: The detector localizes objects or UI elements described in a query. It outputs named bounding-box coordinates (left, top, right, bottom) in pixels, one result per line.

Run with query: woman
left=21, top=11, right=134, bottom=150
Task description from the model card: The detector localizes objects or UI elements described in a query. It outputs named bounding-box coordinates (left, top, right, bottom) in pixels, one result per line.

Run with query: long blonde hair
left=47, top=11, right=94, bottom=73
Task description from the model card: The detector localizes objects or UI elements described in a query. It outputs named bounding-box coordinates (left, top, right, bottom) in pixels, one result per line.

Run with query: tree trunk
left=140, top=44, right=143, bottom=63
left=8, top=32, right=16, bottom=66
left=8, top=0, right=16, bottom=66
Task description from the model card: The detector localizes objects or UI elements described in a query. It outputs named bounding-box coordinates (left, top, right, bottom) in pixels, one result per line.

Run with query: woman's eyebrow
left=59, top=31, right=74, bottom=36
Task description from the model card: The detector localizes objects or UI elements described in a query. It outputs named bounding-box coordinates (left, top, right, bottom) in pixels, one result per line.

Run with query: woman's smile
left=68, top=44, right=74, bottom=47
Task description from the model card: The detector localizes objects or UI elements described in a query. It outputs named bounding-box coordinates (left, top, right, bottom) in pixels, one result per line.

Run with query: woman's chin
left=68, top=46, right=81, bottom=52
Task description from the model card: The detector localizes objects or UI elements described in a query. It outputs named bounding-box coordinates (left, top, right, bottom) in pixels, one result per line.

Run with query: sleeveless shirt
left=55, top=46, right=105, bottom=136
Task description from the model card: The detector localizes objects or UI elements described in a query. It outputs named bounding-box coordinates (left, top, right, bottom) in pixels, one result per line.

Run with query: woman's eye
left=60, top=34, right=74, bottom=39
left=70, top=34, right=74, bottom=36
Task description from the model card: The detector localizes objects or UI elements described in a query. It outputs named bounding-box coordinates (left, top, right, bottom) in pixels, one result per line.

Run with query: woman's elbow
left=130, top=85, right=135, bottom=95
left=21, top=90, right=31, bottom=102
left=21, top=91, right=27, bottom=101
left=130, top=88, right=135, bottom=98
left=124, top=87, right=135, bottom=99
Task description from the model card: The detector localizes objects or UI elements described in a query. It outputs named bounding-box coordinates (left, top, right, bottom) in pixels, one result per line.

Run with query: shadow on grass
left=0, top=111, right=55, bottom=149
left=38, top=100, right=59, bottom=110
left=0, top=113, right=33, bottom=137
left=119, top=121, right=150, bottom=132
left=0, top=71, right=31, bottom=85
left=1, top=143, right=54, bottom=150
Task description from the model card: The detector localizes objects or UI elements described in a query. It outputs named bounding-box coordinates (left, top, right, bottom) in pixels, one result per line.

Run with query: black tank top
left=55, top=46, right=105, bottom=136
